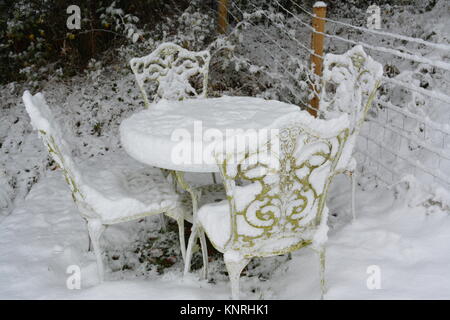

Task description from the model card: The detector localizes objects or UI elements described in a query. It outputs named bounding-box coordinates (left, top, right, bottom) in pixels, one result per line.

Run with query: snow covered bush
left=0, top=0, right=449, bottom=297
left=1, top=0, right=448, bottom=221
left=0, top=0, right=216, bottom=210
left=99, top=1, right=144, bottom=44
left=0, top=0, right=191, bottom=84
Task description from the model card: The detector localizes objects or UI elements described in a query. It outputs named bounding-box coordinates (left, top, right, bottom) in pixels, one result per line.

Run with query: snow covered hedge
left=1, top=0, right=449, bottom=218
left=0, top=0, right=192, bottom=84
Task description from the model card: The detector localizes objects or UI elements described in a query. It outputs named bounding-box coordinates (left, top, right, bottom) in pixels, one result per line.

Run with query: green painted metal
left=213, top=126, right=349, bottom=258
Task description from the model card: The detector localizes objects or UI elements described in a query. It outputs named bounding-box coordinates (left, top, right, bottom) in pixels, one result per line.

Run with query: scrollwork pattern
left=220, top=124, right=349, bottom=253
left=130, top=42, right=211, bottom=107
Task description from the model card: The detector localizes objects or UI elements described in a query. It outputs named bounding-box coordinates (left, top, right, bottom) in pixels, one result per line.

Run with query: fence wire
left=211, top=0, right=450, bottom=190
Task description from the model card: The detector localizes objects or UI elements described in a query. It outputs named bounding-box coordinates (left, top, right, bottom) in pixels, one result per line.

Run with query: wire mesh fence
left=210, top=0, right=450, bottom=190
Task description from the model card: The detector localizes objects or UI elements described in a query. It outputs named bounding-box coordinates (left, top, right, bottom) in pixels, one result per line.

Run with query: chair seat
left=180, top=183, right=226, bottom=223
left=78, top=151, right=179, bottom=224
left=198, top=200, right=317, bottom=257
left=197, top=200, right=231, bottom=250
left=335, top=156, right=357, bottom=175
left=335, top=133, right=357, bottom=174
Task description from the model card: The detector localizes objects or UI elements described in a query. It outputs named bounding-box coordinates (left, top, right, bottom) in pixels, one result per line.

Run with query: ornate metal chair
left=23, top=91, right=187, bottom=281
left=185, top=111, right=351, bottom=299
left=319, top=45, right=382, bottom=219
left=129, top=42, right=211, bottom=108
left=130, top=43, right=219, bottom=278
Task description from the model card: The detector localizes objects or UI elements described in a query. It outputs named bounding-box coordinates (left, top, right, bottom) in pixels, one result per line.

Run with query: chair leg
left=159, top=213, right=167, bottom=232
left=211, top=172, right=217, bottom=184
left=184, top=223, right=199, bottom=276
left=88, top=234, right=92, bottom=252
left=176, top=216, right=186, bottom=262
left=224, top=253, right=250, bottom=300
left=199, top=229, right=209, bottom=279
left=351, top=170, right=357, bottom=221
left=85, top=219, right=92, bottom=252
left=87, top=219, right=106, bottom=282
left=319, top=246, right=326, bottom=300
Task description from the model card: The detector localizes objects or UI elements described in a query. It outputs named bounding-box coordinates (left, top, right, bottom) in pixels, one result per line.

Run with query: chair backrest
left=216, top=113, right=350, bottom=256
left=130, top=42, right=211, bottom=108
left=319, top=45, right=383, bottom=134
left=23, top=91, right=84, bottom=203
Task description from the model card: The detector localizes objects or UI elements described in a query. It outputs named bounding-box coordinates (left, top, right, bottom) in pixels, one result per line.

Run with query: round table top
left=120, top=96, right=303, bottom=172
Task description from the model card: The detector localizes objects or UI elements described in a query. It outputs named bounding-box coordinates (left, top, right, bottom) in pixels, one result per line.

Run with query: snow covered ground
left=1, top=0, right=449, bottom=300
left=0, top=170, right=448, bottom=299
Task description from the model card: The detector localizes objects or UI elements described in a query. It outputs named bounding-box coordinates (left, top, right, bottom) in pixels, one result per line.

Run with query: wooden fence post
left=309, top=2, right=327, bottom=117
left=217, top=0, right=229, bottom=34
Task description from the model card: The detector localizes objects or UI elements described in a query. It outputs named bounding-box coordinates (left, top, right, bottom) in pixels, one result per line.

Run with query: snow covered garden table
left=119, top=95, right=304, bottom=214
left=120, top=96, right=303, bottom=173
left=120, top=95, right=305, bottom=278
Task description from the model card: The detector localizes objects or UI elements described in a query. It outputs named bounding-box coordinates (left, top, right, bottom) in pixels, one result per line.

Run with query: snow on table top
left=120, top=96, right=305, bottom=172
left=120, top=96, right=349, bottom=172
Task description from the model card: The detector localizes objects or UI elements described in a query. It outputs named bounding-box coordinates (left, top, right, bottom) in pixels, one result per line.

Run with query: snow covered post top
left=313, top=2, right=327, bottom=8
left=310, top=2, right=327, bottom=117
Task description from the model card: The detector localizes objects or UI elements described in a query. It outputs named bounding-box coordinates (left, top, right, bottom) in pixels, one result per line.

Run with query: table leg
left=173, top=171, right=209, bottom=279
left=160, top=169, right=178, bottom=191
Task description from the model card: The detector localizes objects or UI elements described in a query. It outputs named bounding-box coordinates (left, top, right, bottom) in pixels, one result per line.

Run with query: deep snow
left=1, top=0, right=450, bottom=300
left=0, top=171, right=448, bottom=299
